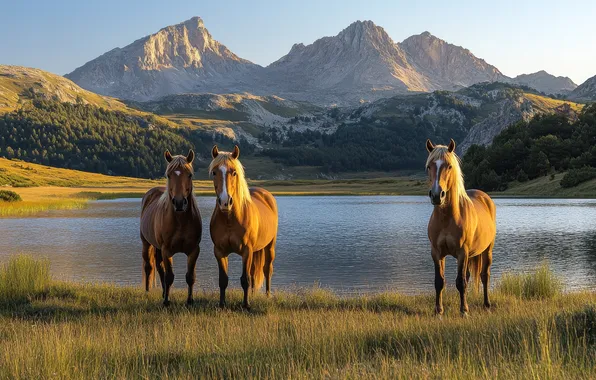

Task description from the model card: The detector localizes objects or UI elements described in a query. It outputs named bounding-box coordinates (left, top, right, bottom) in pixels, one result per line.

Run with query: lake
left=1, top=196, right=595, bottom=294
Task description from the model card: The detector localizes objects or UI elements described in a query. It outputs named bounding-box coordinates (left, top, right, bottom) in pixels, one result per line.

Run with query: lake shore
left=1, top=255, right=594, bottom=379
left=1, top=171, right=595, bottom=217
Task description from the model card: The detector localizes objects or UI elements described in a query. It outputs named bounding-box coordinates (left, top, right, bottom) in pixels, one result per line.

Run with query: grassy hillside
left=0, top=255, right=594, bottom=379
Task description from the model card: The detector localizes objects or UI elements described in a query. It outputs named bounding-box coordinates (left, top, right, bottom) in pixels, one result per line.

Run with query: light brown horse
left=209, top=145, right=278, bottom=309
left=140, top=150, right=202, bottom=306
left=426, top=139, right=496, bottom=316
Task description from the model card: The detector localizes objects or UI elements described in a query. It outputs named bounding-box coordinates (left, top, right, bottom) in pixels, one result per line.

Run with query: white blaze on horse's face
left=429, top=159, right=448, bottom=206
left=213, top=165, right=234, bottom=212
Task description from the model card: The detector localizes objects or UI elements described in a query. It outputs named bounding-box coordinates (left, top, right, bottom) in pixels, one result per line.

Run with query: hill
left=569, top=74, right=596, bottom=102
left=462, top=103, right=596, bottom=192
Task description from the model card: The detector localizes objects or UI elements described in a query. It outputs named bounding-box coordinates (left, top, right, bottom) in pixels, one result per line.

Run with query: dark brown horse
left=209, top=145, right=278, bottom=309
left=140, top=150, right=202, bottom=306
left=426, top=139, right=496, bottom=316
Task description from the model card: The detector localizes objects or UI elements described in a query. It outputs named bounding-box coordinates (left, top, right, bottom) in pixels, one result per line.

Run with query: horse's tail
left=469, top=255, right=482, bottom=291
left=143, top=245, right=157, bottom=289
left=251, top=249, right=266, bottom=290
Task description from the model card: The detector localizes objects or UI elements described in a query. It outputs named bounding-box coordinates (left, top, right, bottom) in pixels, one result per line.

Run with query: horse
left=208, top=145, right=278, bottom=309
left=140, top=149, right=202, bottom=306
left=425, top=139, right=496, bottom=316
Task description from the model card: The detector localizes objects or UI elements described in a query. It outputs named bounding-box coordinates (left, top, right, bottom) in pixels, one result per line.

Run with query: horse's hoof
left=219, top=302, right=226, bottom=309
left=242, top=304, right=251, bottom=311
left=461, top=311, right=469, bottom=318
left=186, top=299, right=194, bottom=306
left=163, top=300, right=171, bottom=307
left=484, top=303, right=492, bottom=310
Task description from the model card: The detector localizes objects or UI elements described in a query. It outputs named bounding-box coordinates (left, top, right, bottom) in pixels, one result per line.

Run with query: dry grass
left=0, top=255, right=594, bottom=379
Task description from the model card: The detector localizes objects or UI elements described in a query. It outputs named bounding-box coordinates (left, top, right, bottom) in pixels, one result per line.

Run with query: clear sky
left=1, top=0, right=594, bottom=84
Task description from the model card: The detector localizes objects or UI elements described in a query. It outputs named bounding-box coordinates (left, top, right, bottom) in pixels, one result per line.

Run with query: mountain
left=513, top=71, right=577, bottom=95
left=66, top=17, right=260, bottom=101
left=264, top=21, right=430, bottom=105
left=68, top=18, right=535, bottom=105
left=399, top=31, right=507, bottom=90
left=568, top=74, right=596, bottom=101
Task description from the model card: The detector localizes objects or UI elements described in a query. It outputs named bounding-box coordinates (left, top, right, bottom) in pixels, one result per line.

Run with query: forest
left=462, top=103, right=596, bottom=190
left=0, top=99, right=238, bottom=178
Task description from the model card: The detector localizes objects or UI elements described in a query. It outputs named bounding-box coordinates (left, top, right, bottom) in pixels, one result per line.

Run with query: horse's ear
left=426, top=139, right=435, bottom=153
left=448, top=139, right=456, bottom=153
left=231, top=145, right=240, bottom=159
left=186, top=149, right=195, bottom=163
left=164, top=150, right=173, bottom=163
left=211, top=145, right=219, bottom=158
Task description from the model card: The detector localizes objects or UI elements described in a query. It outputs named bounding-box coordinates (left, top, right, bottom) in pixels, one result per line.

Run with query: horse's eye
left=188, top=173, right=192, bottom=178
left=448, top=165, right=452, bottom=170
left=212, top=171, right=216, bottom=176
left=426, top=166, right=430, bottom=171
left=232, top=171, right=237, bottom=177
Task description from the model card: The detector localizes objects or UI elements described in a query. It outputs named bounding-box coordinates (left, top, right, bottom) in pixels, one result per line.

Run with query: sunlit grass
left=0, top=255, right=594, bottom=379
left=498, top=263, right=564, bottom=299
left=0, top=199, right=88, bottom=217
left=0, top=254, right=50, bottom=303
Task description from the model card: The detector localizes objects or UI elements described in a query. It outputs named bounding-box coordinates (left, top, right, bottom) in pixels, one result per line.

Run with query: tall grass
left=0, top=254, right=50, bottom=303
left=0, top=256, right=593, bottom=379
left=0, top=198, right=88, bottom=217
left=498, top=263, right=564, bottom=299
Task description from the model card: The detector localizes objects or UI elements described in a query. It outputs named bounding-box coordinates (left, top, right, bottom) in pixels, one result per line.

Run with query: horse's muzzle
left=217, top=195, right=233, bottom=212
left=429, top=189, right=446, bottom=206
left=172, top=197, right=188, bottom=212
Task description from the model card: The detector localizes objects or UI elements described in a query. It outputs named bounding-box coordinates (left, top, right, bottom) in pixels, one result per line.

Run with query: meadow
left=0, top=255, right=594, bottom=379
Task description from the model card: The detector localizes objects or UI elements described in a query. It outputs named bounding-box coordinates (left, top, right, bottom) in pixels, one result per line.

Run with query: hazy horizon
left=1, top=0, right=595, bottom=84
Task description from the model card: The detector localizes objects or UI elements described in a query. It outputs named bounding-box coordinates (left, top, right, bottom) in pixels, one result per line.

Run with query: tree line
left=462, top=103, right=596, bottom=190
left=0, top=99, right=238, bottom=178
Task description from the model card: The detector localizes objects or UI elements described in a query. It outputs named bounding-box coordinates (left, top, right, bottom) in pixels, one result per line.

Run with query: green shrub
left=0, top=254, right=51, bottom=303
left=560, top=167, right=596, bottom=188
left=498, top=263, right=563, bottom=299
left=0, top=190, right=22, bottom=202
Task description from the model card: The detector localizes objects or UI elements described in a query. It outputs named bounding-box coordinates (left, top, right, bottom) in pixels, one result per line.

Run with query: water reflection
left=0, top=196, right=594, bottom=294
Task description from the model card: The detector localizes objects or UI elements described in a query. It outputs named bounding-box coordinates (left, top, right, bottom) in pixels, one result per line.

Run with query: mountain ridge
left=65, top=17, right=582, bottom=105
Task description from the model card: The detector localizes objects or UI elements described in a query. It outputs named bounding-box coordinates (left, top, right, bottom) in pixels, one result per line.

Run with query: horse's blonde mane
left=426, top=145, right=471, bottom=217
left=158, top=155, right=196, bottom=211
left=208, top=151, right=252, bottom=218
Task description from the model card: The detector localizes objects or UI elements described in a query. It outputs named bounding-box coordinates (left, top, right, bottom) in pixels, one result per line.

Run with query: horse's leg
left=432, top=252, right=445, bottom=315
left=240, top=246, right=254, bottom=310
left=250, top=249, right=262, bottom=295
left=456, top=250, right=470, bottom=316
left=154, top=249, right=165, bottom=297
left=141, top=239, right=152, bottom=292
left=264, top=240, right=276, bottom=297
left=215, top=246, right=229, bottom=308
left=185, top=246, right=200, bottom=306
left=481, top=242, right=494, bottom=309
left=161, top=250, right=175, bottom=306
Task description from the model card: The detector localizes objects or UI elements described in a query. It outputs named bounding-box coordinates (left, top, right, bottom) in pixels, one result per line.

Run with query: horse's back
left=142, top=187, right=165, bottom=214
left=250, top=187, right=277, bottom=214
left=467, top=189, right=496, bottom=221
left=467, top=189, right=497, bottom=250
left=249, top=187, right=278, bottom=248
left=140, top=187, right=165, bottom=245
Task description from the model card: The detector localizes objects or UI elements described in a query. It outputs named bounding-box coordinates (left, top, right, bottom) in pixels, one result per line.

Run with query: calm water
left=1, top=196, right=595, bottom=294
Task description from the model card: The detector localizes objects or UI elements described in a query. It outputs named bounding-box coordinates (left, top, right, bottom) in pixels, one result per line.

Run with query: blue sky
left=1, top=0, right=594, bottom=84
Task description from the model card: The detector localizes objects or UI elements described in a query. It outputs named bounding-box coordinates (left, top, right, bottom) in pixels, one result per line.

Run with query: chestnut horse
left=140, top=150, right=202, bottom=306
left=209, top=145, right=278, bottom=309
left=426, top=139, right=496, bottom=316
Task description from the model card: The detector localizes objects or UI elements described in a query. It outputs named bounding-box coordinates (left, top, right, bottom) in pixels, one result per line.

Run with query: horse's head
left=164, top=149, right=195, bottom=212
left=209, top=145, right=244, bottom=213
left=425, top=139, right=457, bottom=206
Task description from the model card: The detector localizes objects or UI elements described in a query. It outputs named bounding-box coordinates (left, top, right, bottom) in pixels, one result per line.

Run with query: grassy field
left=0, top=255, right=594, bottom=379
